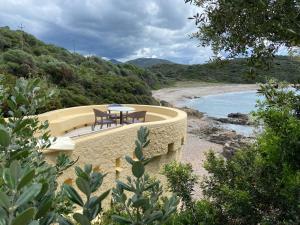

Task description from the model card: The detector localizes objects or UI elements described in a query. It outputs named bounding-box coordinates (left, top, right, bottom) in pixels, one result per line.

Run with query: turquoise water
left=186, top=91, right=263, bottom=118
left=185, top=91, right=264, bottom=136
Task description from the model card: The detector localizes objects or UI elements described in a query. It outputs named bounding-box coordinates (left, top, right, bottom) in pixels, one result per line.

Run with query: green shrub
left=162, top=161, right=197, bottom=210
left=2, top=49, right=35, bottom=77
left=201, top=81, right=300, bottom=225
left=111, top=127, right=179, bottom=225
left=165, top=200, right=220, bottom=225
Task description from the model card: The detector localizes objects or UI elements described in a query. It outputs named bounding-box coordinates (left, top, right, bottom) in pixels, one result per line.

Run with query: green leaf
left=146, top=211, right=163, bottom=224
left=132, top=161, right=144, bottom=178
left=12, top=207, right=35, bottom=225
left=132, top=197, right=148, bottom=208
left=35, top=197, right=52, bottom=219
left=73, top=213, right=91, bottom=225
left=0, top=127, right=10, bottom=147
left=0, top=192, right=9, bottom=208
left=116, top=180, right=132, bottom=191
left=84, top=164, right=92, bottom=174
left=134, top=145, right=143, bottom=160
left=125, top=155, right=134, bottom=165
left=17, top=170, right=35, bottom=191
left=63, top=184, right=84, bottom=206
left=57, top=216, right=73, bottom=225
left=75, top=167, right=89, bottom=180
left=9, top=161, right=21, bottom=189
left=76, top=177, right=91, bottom=197
left=112, top=215, right=132, bottom=224
left=97, top=189, right=110, bottom=202
left=15, top=183, right=42, bottom=208
left=28, top=221, right=39, bottom=225
left=3, top=168, right=14, bottom=188
left=35, top=183, right=48, bottom=200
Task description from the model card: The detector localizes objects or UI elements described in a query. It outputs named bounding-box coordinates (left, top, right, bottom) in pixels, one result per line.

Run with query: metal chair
left=92, top=109, right=117, bottom=130
left=123, top=111, right=146, bottom=124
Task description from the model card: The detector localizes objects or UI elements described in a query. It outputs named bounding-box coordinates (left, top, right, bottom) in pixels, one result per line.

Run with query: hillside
left=0, top=27, right=169, bottom=112
left=149, top=57, right=300, bottom=84
left=126, top=57, right=175, bottom=68
left=109, top=58, right=123, bottom=65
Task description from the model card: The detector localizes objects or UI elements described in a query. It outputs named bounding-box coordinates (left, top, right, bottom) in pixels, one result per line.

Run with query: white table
left=107, top=106, right=135, bottom=124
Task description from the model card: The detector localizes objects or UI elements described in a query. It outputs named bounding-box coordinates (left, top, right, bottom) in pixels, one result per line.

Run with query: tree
left=201, top=82, right=300, bottom=224
left=186, top=0, right=300, bottom=66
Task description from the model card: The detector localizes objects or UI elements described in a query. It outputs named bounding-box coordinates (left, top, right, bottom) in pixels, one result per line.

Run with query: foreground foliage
left=112, top=127, right=179, bottom=225
left=0, top=77, right=178, bottom=225
left=200, top=82, right=300, bottom=225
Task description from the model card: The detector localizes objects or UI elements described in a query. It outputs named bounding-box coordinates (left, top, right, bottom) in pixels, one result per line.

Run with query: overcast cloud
left=0, top=0, right=214, bottom=64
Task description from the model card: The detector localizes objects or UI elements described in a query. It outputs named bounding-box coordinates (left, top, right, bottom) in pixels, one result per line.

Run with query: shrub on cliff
left=200, top=81, right=300, bottom=224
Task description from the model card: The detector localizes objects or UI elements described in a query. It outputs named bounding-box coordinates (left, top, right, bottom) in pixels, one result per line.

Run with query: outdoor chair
left=108, top=103, right=123, bottom=120
left=92, top=109, right=117, bottom=130
left=123, top=111, right=146, bottom=124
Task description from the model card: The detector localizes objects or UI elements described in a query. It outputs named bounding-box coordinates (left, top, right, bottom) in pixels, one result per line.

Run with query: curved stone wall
left=40, top=105, right=187, bottom=206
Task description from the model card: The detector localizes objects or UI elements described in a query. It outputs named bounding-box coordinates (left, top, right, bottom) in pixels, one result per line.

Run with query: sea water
left=185, top=91, right=264, bottom=136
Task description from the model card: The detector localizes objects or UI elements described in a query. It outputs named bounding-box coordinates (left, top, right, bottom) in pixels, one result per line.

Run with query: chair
left=92, top=109, right=117, bottom=130
left=108, top=103, right=123, bottom=120
left=123, top=111, right=146, bottom=124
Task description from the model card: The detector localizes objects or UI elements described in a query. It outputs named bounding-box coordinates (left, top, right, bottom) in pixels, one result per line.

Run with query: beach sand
left=153, top=82, right=259, bottom=198
left=152, top=82, right=259, bottom=106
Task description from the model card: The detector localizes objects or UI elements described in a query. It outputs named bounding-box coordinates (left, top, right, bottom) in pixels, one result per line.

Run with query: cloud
left=0, top=0, right=213, bottom=64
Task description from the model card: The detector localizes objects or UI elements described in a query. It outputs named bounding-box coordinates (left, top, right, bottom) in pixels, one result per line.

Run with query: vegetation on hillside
left=0, top=27, right=171, bottom=112
left=126, top=58, right=175, bottom=68
left=149, top=56, right=300, bottom=84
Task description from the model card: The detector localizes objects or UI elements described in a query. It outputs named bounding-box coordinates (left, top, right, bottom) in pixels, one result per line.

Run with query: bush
left=162, top=161, right=197, bottom=210
left=111, top=127, right=179, bottom=225
left=201, top=81, right=300, bottom=225
left=165, top=200, right=220, bottom=225
left=2, top=49, right=35, bottom=77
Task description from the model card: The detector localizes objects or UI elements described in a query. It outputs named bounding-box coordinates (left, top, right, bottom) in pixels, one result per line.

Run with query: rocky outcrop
left=212, top=112, right=252, bottom=125
left=180, top=107, right=204, bottom=119
left=190, top=119, right=253, bottom=159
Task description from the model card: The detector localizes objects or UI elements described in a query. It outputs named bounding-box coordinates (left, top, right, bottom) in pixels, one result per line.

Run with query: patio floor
left=63, top=124, right=121, bottom=138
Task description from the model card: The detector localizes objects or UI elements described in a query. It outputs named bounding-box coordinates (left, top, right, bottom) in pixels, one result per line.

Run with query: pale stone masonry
left=38, top=104, right=187, bottom=206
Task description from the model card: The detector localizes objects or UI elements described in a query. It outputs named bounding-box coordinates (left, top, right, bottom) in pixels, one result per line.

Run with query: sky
left=0, top=0, right=214, bottom=64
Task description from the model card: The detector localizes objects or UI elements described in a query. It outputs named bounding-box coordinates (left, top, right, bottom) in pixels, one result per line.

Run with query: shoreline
left=152, top=82, right=259, bottom=106
left=152, top=82, right=258, bottom=199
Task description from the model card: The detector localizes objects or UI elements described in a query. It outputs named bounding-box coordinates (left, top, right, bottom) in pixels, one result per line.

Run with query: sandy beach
left=152, top=82, right=259, bottom=106
left=153, top=82, right=259, bottom=199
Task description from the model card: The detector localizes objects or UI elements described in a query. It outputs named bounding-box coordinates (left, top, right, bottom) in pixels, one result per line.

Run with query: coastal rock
left=212, top=112, right=251, bottom=125
left=160, top=100, right=174, bottom=107
left=179, top=107, right=204, bottom=119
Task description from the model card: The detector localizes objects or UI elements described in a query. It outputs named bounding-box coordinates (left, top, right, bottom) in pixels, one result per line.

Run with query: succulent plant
left=112, top=127, right=179, bottom=225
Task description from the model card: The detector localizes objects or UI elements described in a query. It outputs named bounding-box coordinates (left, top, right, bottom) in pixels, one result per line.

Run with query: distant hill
left=149, top=57, right=300, bottom=84
left=109, top=58, right=123, bottom=65
left=126, top=58, right=175, bottom=68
